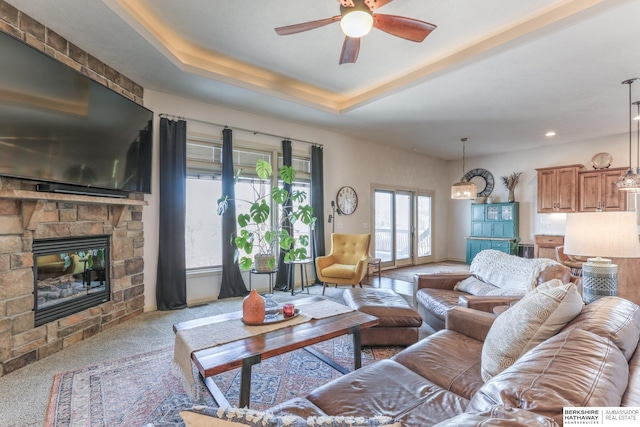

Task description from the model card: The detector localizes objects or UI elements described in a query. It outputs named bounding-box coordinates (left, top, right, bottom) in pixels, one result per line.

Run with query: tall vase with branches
left=501, top=172, right=522, bottom=203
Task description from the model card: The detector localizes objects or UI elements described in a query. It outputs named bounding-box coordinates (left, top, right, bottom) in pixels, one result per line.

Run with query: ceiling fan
left=274, top=0, right=437, bottom=65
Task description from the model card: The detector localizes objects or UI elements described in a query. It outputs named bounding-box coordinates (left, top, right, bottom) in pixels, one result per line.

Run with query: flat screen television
left=0, top=30, right=153, bottom=196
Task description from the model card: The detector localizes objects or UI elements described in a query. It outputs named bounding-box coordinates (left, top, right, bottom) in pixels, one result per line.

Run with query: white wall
left=446, top=134, right=630, bottom=262
left=141, top=90, right=451, bottom=310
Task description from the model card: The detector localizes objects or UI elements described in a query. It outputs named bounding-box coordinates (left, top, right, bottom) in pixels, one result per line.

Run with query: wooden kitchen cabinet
left=536, top=165, right=583, bottom=213
left=534, top=235, right=563, bottom=260
left=579, top=167, right=627, bottom=212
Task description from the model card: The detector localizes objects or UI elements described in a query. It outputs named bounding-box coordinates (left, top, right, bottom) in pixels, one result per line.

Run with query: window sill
left=186, top=267, right=222, bottom=278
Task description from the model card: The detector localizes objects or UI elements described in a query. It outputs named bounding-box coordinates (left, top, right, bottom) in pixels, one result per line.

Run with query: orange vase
left=242, top=290, right=265, bottom=324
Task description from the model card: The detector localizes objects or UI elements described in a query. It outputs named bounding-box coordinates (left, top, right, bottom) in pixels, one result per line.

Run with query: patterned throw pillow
left=481, top=280, right=583, bottom=381
left=180, top=407, right=401, bottom=427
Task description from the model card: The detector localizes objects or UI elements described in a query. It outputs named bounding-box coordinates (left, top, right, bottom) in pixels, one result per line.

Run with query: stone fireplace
left=0, top=177, right=146, bottom=376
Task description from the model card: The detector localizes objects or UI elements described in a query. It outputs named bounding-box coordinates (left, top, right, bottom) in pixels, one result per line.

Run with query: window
left=185, top=138, right=312, bottom=271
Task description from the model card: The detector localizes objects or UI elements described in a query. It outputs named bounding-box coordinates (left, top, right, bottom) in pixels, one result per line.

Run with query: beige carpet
left=381, top=262, right=469, bottom=283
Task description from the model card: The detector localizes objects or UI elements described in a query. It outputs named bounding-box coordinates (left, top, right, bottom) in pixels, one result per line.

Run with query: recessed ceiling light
left=545, top=131, right=556, bottom=137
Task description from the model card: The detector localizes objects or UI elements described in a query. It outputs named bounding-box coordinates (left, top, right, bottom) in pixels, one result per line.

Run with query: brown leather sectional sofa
left=413, top=258, right=571, bottom=330
left=272, top=296, right=640, bottom=426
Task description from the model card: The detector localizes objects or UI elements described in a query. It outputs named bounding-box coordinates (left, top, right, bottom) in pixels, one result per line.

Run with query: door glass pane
left=395, top=193, right=411, bottom=261
left=374, top=191, right=393, bottom=262
left=417, top=195, right=432, bottom=257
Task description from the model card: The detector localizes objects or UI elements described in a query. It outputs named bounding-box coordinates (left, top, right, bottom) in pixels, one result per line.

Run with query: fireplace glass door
left=33, top=236, right=110, bottom=326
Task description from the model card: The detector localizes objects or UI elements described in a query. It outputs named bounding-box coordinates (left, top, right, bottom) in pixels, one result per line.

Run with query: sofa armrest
left=315, top=255, right=336, bottom=271
left=458, top=295, right=521, bottom=313
left=445, top=306, right=496, bottom=342
left=413, top=273, right=470, bottom=293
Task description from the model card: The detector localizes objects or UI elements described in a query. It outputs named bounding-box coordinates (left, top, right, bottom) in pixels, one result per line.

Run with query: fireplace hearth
left=33, top=236, right=111, bottom=326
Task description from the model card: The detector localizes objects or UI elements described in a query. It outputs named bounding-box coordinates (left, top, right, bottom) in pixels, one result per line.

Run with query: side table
left=284, top=259, right=312, bottom=296
left=367, top=257, right=381, bottom=279
left=248, top=268, right=278, bottom=293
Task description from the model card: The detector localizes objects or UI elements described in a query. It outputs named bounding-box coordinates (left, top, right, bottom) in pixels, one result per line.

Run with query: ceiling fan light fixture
left=340, top=10, right=373, bottom=38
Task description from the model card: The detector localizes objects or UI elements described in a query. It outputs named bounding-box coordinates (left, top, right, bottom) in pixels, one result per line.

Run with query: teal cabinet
left=466, top=202, right=520, bottom=263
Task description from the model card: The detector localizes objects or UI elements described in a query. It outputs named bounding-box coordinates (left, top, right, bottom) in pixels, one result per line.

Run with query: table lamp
left=564, top=211, right=640, bottom=303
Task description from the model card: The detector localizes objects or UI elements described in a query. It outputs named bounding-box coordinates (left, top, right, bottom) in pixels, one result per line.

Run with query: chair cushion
left=331, top=234, right=371, bottom=265
left=481, top=280, right=583, bottom=381
left=321, top=263, right=356, bottom=279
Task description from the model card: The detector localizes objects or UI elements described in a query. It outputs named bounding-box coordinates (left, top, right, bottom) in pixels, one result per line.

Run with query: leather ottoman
left=343, top=288, right=423, bottom=346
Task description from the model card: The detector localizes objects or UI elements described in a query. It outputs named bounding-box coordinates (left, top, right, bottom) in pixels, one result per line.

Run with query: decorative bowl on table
left=242, top=308, right=300, bottom=325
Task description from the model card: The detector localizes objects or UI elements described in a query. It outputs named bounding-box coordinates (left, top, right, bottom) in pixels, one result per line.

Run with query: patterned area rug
left=45, top=335, right=402, bottom=427
left=381, top=262, right=469, bottom=283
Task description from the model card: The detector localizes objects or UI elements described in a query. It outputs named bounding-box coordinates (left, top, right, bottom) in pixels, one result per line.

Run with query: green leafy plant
left=217, top=159, right=316, bottom=271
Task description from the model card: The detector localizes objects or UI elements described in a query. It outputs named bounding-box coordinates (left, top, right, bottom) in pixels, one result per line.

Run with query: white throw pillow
left=481, top=280, right=583, bottom=381
left=180, top=407, right=400, bottom=427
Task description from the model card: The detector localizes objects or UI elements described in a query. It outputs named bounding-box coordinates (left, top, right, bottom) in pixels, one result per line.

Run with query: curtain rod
left=159, top=113, right=323, bottom=147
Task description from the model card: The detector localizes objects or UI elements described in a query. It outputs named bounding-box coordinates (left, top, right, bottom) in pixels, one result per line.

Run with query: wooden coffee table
left=173, top=296, right=379, bottom=408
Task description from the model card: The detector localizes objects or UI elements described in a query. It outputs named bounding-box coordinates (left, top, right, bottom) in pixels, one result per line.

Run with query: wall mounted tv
left=0, top=30, right=153, bottom=196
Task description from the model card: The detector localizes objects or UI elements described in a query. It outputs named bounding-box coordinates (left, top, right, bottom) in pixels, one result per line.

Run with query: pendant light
left=451, top=138, right=478, bottom=199
left=616, top=78, right=640, bottom=191
left=634, top=100, right=640, bottom=178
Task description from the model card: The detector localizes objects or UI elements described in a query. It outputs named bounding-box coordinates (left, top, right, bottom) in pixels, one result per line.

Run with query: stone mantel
left=0, top=190, right=148, bottom=229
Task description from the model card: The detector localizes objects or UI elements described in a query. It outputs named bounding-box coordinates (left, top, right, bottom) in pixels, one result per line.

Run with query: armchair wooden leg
left=322, top=283, right=326, bottom=295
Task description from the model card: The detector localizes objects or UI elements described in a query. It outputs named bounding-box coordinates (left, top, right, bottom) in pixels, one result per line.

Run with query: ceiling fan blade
left=339, top=36, right=360, bottom=64
left=373, top=14, right=437, bottom=42
left=275, top=15, right=341, bottom=36
left=364, top=0, right=394, bottom=11
left=337, top=0, right=355, bottom=7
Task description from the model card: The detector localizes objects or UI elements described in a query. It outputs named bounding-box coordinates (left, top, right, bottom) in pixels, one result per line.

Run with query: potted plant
left=217, top=159, right=315, bottom=272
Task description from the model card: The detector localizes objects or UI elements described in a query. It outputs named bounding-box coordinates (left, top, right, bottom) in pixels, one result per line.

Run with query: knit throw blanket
left=470, top=249, right=560, bottom=293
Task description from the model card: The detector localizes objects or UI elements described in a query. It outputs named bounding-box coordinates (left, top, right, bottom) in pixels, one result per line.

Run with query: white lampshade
left=564, top=211, right=640, bottom=258
left=340, top=11, right=373, bottom=38
left=564, top=211, right=640, bottom=303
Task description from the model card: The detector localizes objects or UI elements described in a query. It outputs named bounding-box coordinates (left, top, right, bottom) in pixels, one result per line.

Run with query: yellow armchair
left=316, top=233, right=371, bottom=295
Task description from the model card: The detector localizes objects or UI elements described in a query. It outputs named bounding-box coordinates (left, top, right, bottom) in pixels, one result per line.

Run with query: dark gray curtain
left=310, top=145, right=325, bottom=283
left=156, top=117, right=187, bottom=310
left=275, top=140, right=293, bottom=290
left=218, top=128, right=248, bottom=299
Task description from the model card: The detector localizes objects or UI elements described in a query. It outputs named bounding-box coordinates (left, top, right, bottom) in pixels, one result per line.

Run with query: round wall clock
left=463, top=168, right=494, bottom=197
left=336, top=186, right=358, bottom=215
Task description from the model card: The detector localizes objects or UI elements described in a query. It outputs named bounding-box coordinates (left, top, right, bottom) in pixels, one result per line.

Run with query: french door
left=373, top=188, right=433, bottom=268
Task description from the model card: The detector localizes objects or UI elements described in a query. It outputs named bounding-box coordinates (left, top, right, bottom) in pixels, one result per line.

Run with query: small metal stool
left=367, top=257, right=381, bottom=279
